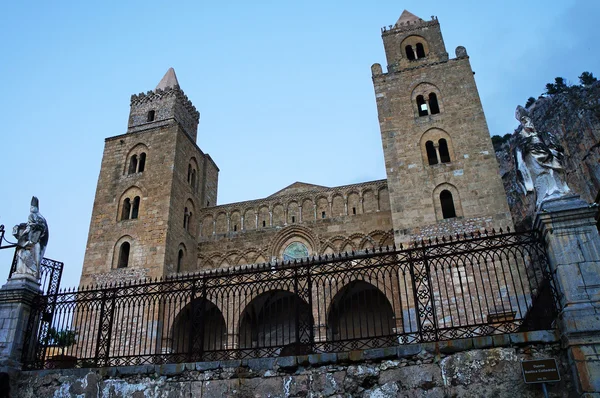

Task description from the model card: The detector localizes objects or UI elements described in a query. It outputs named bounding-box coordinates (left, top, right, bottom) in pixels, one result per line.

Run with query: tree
left=579, top=71, right=597, bottom=86
left=47, top=327, right=77, bottom=355
left=525, top=97, right=536, bottom=108
left=545, top=77, right=568, bottom=95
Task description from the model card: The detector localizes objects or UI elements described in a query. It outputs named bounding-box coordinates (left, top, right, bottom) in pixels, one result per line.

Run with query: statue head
left=30, top=196, right=39, bottom=213
left=515, top=105, right=535, bottom=133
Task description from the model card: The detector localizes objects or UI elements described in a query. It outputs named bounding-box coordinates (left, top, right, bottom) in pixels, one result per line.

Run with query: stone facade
left=80, top=11, right=512, bottom=286
left=372, top=12, right=513, bottom=244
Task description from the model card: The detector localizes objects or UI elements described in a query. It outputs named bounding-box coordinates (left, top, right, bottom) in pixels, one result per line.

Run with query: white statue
left=12, top=196, right=48, bottom=280
left=514, top=106, right=571, bottom=208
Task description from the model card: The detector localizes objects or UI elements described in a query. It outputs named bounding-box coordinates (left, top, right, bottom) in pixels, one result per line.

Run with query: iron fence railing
left=22, top=229, right=558, bottom=369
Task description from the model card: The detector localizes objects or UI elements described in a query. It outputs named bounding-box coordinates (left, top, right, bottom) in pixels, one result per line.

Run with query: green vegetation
left=491, top=133, right=512, bottom=151
left=47, top=327, right=77, bottom=355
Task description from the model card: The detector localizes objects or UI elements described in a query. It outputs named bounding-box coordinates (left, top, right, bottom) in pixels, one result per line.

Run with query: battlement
left=130, top=85, right=199, bottom=123
left=382, top=16, right=439, bottom=35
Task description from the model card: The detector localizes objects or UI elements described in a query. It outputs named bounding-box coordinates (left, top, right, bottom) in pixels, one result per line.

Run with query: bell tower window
left=147, top=110, right=155, bottom=122
left=128, top=155, right=138, bottom=175
left=405, top=45, right=416, bottom=60
left=138, top=153, right=146, bottom=172
left=121, top=198, right=131, bottom=220
left=425, top=141, right=438, bottom=165
left=438, top=139, right=450, bottom=163
left=117, top=242, right=130, bottom=268
left=417, top=96, right=428, bottom=117
left=416, top=43, right=426, bottom=59
left=440, top=190, right=457, bottom=219
left=429, top=93, right=440, bottom=114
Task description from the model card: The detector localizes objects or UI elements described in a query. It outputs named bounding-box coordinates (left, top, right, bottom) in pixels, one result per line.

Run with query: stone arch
left=287, top=201, right=299, bottom=224
left=176, top=243, right=187, bottom=273
left=118, top=186, right=144, bottom=221
left=184, top=199, right=196, bottom=236
left=269, top=225, right=319, bottom=260
left=359, top=235, right=377, bottom=251
left=112, top=235, right=134, bottom=269
left=272, top=203, right=285, bottom=227
left=201, top=214, right=213, bottom=237
left=362, top=189, right=377, bottom=213
left=170, top=298, right=227, bottom=357
left=326, top=281, right=395, bottom=343
left=378, top=232, right=394, bottom=248
left=197, top=254, right=213, bottom=270
left=187, top=157, right=200, bottom=192
left=419, top=128, right=455, bottom=166
left=322, top=244, right=336, bottom=256
left=238, top=290, right=313, bottom=353
left=378, top=186, right=390, bottom=212
left=433, top=183, right=464, bottom=221
left=347, top=191, right=360, bottom=215
left=258, top=205, right=270, bottom=228
left=411, top=82, right=444, bottom=118
left=215, top=212, right=228, bottom=234
left=301, top=198, right=314, bottom=221
left=401, top=35, right=430, bottom=60
left=230, top=210, right=241, bottom=232
left=124, top=143, right=149, bottom=175
left=348, top=233, right=365, bottom=249
left=316, top=196, right=328, bottom=219
left=331, top=194, right=345, bottom=217
left=243, top=208, right=256, bottom=230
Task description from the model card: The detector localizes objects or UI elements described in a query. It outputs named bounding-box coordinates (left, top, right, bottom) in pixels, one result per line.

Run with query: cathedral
left=79, top=10, right=512, bottom=287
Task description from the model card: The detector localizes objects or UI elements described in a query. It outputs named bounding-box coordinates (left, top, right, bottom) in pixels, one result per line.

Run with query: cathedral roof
left=156, top=67, right=180, bottom=90
left=396, top=10, right=422, bottom=25
left=268, top=182, right=329, bottom=198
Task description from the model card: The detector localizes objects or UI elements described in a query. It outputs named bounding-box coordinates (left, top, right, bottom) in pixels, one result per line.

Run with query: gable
left=268, top=182, right=329, bottom=198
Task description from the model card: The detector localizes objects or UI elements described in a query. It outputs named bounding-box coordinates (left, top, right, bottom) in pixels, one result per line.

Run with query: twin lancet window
left=187, top=165, right=197, bottom=191
left=405, top=43, right=426, bottom=60
left=425, top=139, right=451, bottom=165
left=417, top=93, right=440, bottom=117
left=128, top=153, right=146, bottom=174
left=121, top=196, right=140, bottom=220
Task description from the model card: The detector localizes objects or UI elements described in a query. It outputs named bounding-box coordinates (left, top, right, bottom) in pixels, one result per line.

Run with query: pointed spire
left=396, top=10, right=422, bottom=26
left=155, top=67, right=180, bottom=91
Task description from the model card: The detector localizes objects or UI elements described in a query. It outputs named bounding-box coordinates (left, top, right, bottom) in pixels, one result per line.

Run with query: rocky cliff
left=495, top=81, right=600, bottom=230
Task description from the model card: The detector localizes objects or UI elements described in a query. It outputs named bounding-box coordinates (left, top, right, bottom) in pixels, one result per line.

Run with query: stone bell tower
left=372, top=11, right=513, bottom=243
left=80, top=68, right=219, bottom=287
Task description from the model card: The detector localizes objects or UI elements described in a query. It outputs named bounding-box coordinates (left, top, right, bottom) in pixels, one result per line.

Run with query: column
left=534, top=195, right=600, bottom=396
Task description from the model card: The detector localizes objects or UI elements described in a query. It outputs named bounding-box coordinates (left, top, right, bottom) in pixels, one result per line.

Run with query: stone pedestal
left=0, top=275, right=40, bottom=370
left=534, top=195, right=600, bottom=396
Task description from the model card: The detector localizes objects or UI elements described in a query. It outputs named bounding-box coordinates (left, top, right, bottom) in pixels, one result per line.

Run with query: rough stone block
left=195, top=361, right=220, bottom=371
left=380, top=364, right=442, bottom=389
left=308, top=352, right=337, bottom=366
left=364, top=347, right=398, bottom=361
left=247, top=357, right=275, bottom=371
left=275, top=355, right=296, bottom=370
left=399, top=343, right=423, bottom=357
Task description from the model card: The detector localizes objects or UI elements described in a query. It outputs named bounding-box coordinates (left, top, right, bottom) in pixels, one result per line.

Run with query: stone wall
left=13, top=332, right=575, bottom=397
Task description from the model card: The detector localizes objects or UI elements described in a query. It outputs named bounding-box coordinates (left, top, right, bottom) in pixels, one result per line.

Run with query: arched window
left=147, top=110, right=155, bottom=122
left=405, top=45, right=415, bottom=60
left=191, top=170, right=197, bottom=191
left=417, top=95, right=428, bottom=117
left=131, top=196, right=140, bottom=219
left=187, top=165, right=192, bottom=183
left=440, top=190, right=457, bottom=219
left=117, top=242, right=130, bottom=268
left=138, top=153, right=146, bottom=172
left=121, top=198, right=131, bottom=220
left=425, top=141, right=438, bottom=165
left=416, top=43, right=426, bottom=59
left=438, top=139, right=451, bottom=163
left=177, top=249, right=184, bottom=273
left=183, top=207, right=189, bottom=230
left=429, top=93, right=440, bottom=115
left=128, top=155, right=138, bottom=175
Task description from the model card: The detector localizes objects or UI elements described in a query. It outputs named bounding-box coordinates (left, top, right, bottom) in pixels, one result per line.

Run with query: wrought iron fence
left=22, top=229, right=558, bottom=369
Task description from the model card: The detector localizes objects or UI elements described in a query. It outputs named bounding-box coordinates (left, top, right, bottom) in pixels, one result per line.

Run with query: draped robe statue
left=514, top=106, right=571, bottom=208
left=12, top=196, right=49, bottom=280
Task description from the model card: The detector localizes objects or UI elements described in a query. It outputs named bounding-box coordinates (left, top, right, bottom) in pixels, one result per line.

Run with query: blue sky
left=0, top=0, right=597, bottom=289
